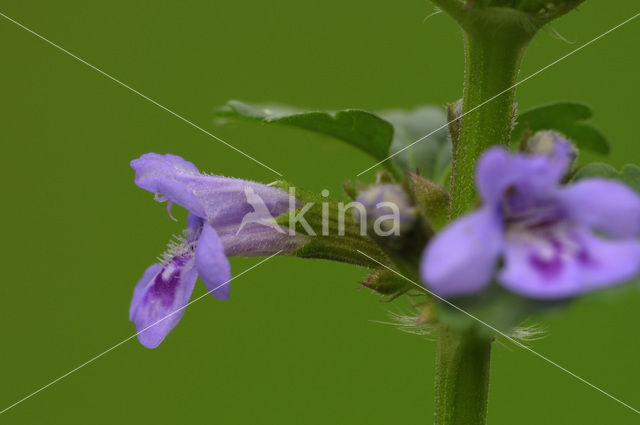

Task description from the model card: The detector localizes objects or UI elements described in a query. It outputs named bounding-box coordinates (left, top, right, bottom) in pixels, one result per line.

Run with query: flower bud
left=408, top=173, right=450, bottom=231
left=526, top=130, right=577, bottom=169
left=354, top=184, right=416, bottom=236
left=415, top=301, right=438, bottom=326
left=361, top=269, right=409, bottom=296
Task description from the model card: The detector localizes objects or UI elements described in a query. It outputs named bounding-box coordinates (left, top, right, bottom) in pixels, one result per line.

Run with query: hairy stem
left=429, top=6, right=537, bottom=425
left=426, top=3, right=585, bottom=424
left=434, top=327, right=492, bottom=425
left=450, top=17, right=532, bottom=217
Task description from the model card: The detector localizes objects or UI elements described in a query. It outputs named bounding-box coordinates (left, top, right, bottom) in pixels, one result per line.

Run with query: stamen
left=504, top=203, right=562, bottom=230
left=166, top=201, right=178, bottom=222
left=154, top=193, right=168, bottom=203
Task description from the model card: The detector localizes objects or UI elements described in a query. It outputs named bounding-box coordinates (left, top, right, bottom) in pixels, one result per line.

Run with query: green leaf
left=380, top=106, right=451, bottom=182
left=512, top=102, right=610, bottom=155
left=217, top=101, right=453, bottom=181
left=217, top=100, right=397, bottom=176
left=574, top=162, right=640, bottom=194
left=573, top=162, right=617, bottom=180
left=619, top=164, right=640, bottom=194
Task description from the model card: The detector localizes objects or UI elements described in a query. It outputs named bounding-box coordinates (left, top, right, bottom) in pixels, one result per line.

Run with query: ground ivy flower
left=421, top=140, right=640, bottom=299
left=129, top=153, right=307, bottom=348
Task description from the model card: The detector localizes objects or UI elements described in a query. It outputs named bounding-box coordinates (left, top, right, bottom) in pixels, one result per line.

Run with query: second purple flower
left=421, top=140, right=640, bottom=299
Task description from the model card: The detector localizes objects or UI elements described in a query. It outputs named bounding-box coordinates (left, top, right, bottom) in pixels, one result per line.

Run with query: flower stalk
left=429, top=6, right=536, bottom=423
left=426, top=1, right=585, bottom=423
left=451, top=27, right=530, bottom=217
left=434, top=328, right=492, bottom=425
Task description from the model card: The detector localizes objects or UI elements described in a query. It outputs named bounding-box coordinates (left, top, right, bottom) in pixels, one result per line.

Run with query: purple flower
left=421, top=143, right=640, bottom=299
left=129, top=153, right=306, bottom=348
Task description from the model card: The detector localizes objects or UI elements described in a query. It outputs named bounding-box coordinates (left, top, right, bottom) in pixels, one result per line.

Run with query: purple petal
left=186, top=213, right=204, bottom=237
left=499, top=227, right=640, bottom=299
left=560, top=179, right=640, bottom=237
left=421, top=207, right=503, bottom=297
left=476, top=147, right=513, bottom=204
left=499, top=229, right=582, bottom=299
left=129, top=258, right=198, bottom=349
left=476, top=147, right=567, bottom=205
left=195, top=223, right=232, bottom=300
left=131, top=153, right=206, bottom=217
left=129, top=264, right=163, bottom=321
left=133, top=153, right=202, bottom=175
left=579, top=232, right=640, bottom=290
left=131, top=153, right=291, bottom=226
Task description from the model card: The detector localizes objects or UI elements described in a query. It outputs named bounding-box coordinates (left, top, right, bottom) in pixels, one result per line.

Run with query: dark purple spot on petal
left=146, top=255, right=189, bottom=307
left=529, top=254, right=564, bottom=279
left=529, top=238, right=565, bottom=279
left=577, top=247, right=594, bottom=266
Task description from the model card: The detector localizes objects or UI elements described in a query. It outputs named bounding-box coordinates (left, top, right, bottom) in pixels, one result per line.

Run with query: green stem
left=428, top=8, right=538, bottom=424
left=434, top=327, right=492, bottom=425
left=450, top=11, right=533, bottom=217
left=427, top=4, right=585, bottom=424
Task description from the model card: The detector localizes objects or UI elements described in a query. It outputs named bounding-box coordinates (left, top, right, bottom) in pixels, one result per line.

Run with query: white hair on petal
left=156, top=230, right=198, bottom=266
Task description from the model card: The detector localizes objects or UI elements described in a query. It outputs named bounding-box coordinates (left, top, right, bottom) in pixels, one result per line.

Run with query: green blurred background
left=1, top=1, right=638, bottom=423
